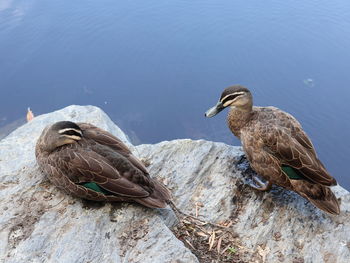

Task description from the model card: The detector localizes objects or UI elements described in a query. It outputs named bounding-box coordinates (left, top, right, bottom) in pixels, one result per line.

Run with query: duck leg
left=249, top=175, right=272, bottom=191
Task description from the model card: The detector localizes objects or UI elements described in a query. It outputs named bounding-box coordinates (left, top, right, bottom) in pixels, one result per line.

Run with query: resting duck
left=35, top=121, right=171, bottom=208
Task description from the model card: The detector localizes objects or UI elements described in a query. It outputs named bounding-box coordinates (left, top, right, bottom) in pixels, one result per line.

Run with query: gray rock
left=0, top=106, right=197, bottom=263
left=0, top=105, right=349, bottom=263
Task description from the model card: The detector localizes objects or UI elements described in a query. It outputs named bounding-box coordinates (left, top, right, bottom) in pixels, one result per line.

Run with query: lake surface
left=1, top=0, right=350, bottom=189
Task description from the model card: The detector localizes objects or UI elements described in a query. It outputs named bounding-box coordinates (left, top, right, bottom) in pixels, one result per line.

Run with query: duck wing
left=50, top=147, right=150, bottom=198
left=261, top=110, right=336, bottom=186
left=77, top=122, right=148, bottom=174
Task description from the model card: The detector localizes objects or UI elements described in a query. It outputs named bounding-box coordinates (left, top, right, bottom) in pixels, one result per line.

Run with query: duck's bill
left=205, top=101, right=225, bottom=117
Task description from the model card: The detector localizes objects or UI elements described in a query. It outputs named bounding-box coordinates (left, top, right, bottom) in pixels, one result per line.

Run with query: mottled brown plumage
left=35, top=121, right=171, bottom=208
left=205, top=85, right=340, bottom=215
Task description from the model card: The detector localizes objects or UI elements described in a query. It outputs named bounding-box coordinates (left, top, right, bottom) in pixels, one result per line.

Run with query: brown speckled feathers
left=207, top=85, right=340, bottom=214
left=235, top=107, right=336, bottom=187
left=236, top=107, right=339, bottom=214
left=35, top=122, right=171, bottom=208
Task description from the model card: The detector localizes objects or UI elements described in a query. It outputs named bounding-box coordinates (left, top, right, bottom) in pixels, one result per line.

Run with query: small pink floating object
left=26, top=107, right=34, bottom=122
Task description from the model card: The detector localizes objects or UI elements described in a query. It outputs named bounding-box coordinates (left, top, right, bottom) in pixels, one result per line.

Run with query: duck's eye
left=62, top=130, right=82, bottom=137
left=58, top=128, right=82, bottom=137
left=221, top=93, right=245, bottom=107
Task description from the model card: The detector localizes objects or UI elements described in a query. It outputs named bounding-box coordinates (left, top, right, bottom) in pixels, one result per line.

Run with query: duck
left=205, top=85, right=340, bottom=215
left=35, top=121, right=171, bottom=208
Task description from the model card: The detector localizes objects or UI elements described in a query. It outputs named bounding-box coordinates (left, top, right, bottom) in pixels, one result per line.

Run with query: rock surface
left=0, top=105, right=349, bottom=263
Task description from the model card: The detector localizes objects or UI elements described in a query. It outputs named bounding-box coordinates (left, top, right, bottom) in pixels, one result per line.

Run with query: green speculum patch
left=80, top=182, right=114, bottom=195
left=281, top=165, right=305, bottom=180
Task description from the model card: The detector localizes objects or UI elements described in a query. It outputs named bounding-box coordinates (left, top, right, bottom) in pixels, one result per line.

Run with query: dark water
left=1, top=0, right=349, bottom=189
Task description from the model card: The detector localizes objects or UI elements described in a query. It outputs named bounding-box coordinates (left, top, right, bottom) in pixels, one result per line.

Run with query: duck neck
left=227, top=105, right=253, bottom=138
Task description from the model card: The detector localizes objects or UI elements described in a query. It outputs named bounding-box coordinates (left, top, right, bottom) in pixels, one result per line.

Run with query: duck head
left=205, top=85, right=253, bottom=117
left=39, top=121, right=83, bottom=152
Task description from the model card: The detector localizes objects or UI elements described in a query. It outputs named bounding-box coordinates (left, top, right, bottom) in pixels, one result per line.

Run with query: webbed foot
left=249, top=175, right=272, bottom=191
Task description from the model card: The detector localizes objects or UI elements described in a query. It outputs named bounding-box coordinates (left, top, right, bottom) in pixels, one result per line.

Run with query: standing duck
left=205, top=85, right=340, bottom=215
left=35, top=121, right=171, bottom=208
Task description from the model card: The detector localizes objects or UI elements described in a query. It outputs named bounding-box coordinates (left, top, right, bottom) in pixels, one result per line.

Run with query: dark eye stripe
left=222, top=94, right=241, bottom=104
left=63, top=130, right=82, bottom=137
